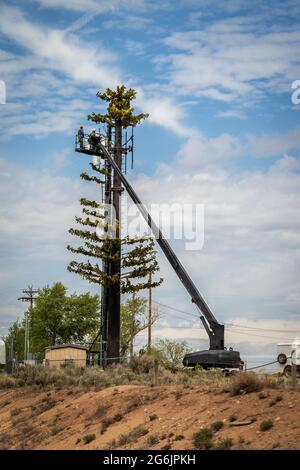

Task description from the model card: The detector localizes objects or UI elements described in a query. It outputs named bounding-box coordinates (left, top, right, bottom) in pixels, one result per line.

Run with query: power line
left=153, top=300, right=200, bottom=319
left=226, top=323, right=300, bottom=333
left=153, top=300, right=300, bottom=334
left=153, top=317, right=295, bottom=341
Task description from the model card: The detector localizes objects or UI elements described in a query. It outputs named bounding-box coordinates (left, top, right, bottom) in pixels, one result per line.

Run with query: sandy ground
left=0, top=384, right=299, bottom=450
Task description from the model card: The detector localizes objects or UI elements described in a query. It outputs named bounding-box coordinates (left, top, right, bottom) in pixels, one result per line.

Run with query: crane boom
left=98, top=143, right=225, bottom=350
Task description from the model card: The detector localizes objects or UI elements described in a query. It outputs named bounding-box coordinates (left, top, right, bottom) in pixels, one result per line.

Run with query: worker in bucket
left=89, top=128, right=99, bottom=152
left=77, top=125, right=84, bottom=149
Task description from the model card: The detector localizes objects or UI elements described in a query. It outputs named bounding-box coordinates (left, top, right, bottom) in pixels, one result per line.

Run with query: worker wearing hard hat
left=77, top=125, right=84, bottom=149
left=89, top=128, right=100, bottom=152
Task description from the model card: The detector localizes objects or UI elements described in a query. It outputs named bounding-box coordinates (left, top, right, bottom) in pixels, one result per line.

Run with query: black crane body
left=75, top=137, right=243, bottom=370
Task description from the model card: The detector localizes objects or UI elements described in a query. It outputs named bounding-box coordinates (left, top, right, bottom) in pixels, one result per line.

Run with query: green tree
left=28, top=282, right=99, bottom=358
left=120, top=296, right=159, bottom=356
left=149, top=339, right=192, bottom=371
left=3, top=319, right=25, bottom=362
left=88, top=85, right=149, bottom=128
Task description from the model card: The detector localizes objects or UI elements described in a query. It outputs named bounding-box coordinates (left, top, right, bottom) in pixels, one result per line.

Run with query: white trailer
left=277, top=341, right=300, bottom=377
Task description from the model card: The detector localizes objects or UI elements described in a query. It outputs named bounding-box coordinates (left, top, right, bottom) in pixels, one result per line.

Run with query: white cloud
left=0, top=4, right=121, bottom=88
left=0, top=157, right=98, bottom=262
left=34, top=0, right=152, bottom=13
left=246, top=126, right=300, bottom=158
left=130, top=146, right=300, bottom=340
left=173, top=125, right=300, bottom=168
left=0, top=99, right=90, bottom=140
left=136, top=89, right=193, bottom=137
left=0, top=4, right=188, bottom=138
left=161, top=16, right=300, bottom=103
left=177, top=132, right=241, bottom=166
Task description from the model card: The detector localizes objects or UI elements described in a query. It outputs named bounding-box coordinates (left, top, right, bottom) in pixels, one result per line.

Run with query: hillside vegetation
left=0, top=362, right=299, bottom=450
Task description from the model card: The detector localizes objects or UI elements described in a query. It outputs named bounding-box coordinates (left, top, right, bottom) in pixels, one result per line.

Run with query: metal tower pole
left=107, top=119, right=122, bottom=363
left=100, top=124, right=112, bottom=367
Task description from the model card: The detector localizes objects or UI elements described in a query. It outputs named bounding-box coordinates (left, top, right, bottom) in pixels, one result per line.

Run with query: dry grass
left=10, top=407, right=22, bottom=417
left=161, top=443, right=172, bottom=450
left=100, top=417, right=114, bottom=434
left=216, top=437, right=233, bottom=450
left=0, top=355, right=230, bottom=392
left=91, top=404, right=107, bottom=420
left=118, top=425, right=149, bottom=446
left=229, top=373, right=263, bottom=396
left=0, top=361, right=289, bottom=396
left=0, top=433, right=13, bottom=450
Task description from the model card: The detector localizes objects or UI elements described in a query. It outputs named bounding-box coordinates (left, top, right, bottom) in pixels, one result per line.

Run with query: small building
left=0, top=339, right=6, bottom=369
left=45, top=344, right=87, bottom=368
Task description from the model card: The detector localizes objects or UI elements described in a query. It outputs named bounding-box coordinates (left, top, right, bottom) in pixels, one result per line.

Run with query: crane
left=75, top=136, right=243, bottom=370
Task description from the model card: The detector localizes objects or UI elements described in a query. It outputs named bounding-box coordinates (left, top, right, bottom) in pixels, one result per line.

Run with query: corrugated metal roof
left=45, top=344, right=87, bottom=351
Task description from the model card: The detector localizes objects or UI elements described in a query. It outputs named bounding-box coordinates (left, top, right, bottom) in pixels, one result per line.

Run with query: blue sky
left=1, top=0, right=300, bottom=359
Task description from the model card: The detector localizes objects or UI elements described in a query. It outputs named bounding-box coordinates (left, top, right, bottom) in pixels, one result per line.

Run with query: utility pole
left=148, top=272, right=152, bottom=352
left=18, top=286, right=38, bottom=361
left=107, top=118, right=122, bottom=363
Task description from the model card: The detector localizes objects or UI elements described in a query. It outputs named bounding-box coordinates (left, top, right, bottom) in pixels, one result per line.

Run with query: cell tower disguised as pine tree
left=68, top=86, right=162, bottom=365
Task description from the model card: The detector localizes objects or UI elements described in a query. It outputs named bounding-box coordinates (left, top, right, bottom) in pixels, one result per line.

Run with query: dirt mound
left=0, top=384, right=299, bottom=450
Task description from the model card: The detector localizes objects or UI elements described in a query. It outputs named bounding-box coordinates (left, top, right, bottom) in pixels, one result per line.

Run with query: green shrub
left=229, top=414, right=237, bottom=422
left=211, top=421, right=224, bottom=433
left=129, top=355, right=156, bottom=374
left=260, top=420, right=273, bottom=432
left=161, top=443, right=172, bottom=450
left=216, top=437, right=233, bottom=450
left=147, top=435, right=159, bottom=446
left=113, top=413, right=123, bottom=422
left=83, top=434, right=96, bottom=444
left=149, top=414, right=158, bottom=421
left=101, top=418, right=114, bottom=434
left=174, top=435, right=184, bottom=441
left=0, top=360, right=231, bottom=390
left=194, top=428, right=213, bottom=450
left=130, top=425, right=149, bottom=439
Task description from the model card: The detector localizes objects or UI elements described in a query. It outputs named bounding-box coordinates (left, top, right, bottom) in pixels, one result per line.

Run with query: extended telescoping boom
left=76, top=138, right=243, bottom=369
